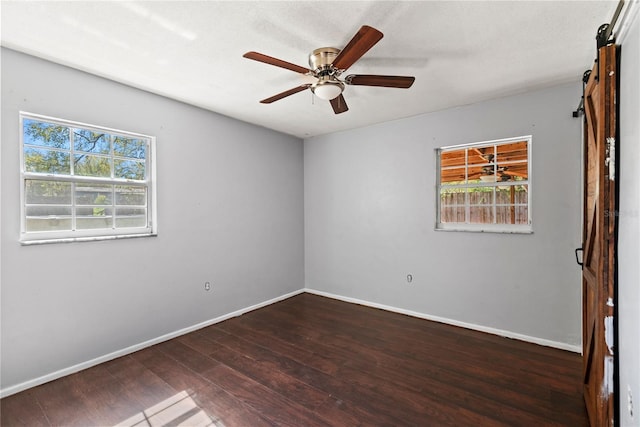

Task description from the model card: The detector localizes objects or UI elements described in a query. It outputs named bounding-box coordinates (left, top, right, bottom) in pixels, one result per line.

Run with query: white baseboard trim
left=2, top=286, right=580, bottom=398
left=0, top=288, right=304, bottom=398
left=304, top=288, right=582, bottom=354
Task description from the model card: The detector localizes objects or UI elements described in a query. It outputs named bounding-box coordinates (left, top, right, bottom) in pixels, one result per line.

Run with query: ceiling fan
left=243, top=25, right=415, bottom=114
left=480, top=165, right=512, bottom=182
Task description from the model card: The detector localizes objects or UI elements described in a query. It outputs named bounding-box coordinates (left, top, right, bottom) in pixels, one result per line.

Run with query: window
left=20, top=112, right=156, bottom=244
left=436, top=136, right=531, bottom=233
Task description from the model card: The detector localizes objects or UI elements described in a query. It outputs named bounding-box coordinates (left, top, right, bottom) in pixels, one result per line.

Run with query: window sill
left=20, top=232, right=157, bottom=246
left=435, top=224, right=533, bottom=234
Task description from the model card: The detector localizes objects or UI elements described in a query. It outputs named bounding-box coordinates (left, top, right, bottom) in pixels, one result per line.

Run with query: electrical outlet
left=629, top=385, right=634, bottom=419
left=204, top=281, right=211, bottom=291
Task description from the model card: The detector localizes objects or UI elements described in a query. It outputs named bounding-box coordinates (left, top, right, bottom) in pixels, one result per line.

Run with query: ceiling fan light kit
left=311, top=76, right=344, bottom=100
left=243, top=25, right=415, bottom=114
left=479, top=174, right=497, bottom=183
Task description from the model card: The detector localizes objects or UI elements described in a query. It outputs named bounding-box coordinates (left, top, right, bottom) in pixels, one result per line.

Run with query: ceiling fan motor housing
left=309, top=47, right=341, bottom=75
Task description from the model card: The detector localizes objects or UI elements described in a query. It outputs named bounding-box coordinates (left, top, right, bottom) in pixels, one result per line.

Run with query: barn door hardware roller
left=596, top=0, right=625, bottom=48
left=572, top=70, right=593, bottom=117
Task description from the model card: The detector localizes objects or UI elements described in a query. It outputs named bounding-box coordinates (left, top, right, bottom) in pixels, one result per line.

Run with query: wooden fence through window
left=440, top=190, right=528, bottom=224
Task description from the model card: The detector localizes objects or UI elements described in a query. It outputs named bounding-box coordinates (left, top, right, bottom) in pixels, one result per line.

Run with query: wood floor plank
left=156, top=339, right=220, bottom=374
left=212, top=323, right=500, bottom=426
left=103, top=356, right=179, bottom=409
left=177, top=331, right=224, bottom=356
left=31, top=383, right=102, bottom=427
left=77, top=379, right=149, bottom=426
left=215, top=317, right=344, bottom=376
left=232, top=294, right=587, bottom=425
left=324, top=299, right=585, bottom=425
left=0, top=293, right=588, bottom=426
left=189, top=384, right=274, bottom=427
left=201, top=363, right=327, bottom=427
left=0, top=390, right=50, bottom=427
left=130, top=346, right=213, bottom=393
left=252, top=295, right=582, bottom=404
left=209, top=345, right=331, bottom=410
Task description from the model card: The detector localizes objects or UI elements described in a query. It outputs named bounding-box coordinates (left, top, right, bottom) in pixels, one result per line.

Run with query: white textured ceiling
left=1, top=1, right=617, bottom=138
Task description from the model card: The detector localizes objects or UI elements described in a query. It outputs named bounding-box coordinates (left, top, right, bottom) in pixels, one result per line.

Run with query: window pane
left=74, top=154, right=111, bottom=177
left=496, top=140, right=528, bottom=163
left=496, top=140, right=528, bottom=181
left=440, top=189, right=466, bottom=223
left=515, top=184, right=529, bottom=225
left=441, top=206, right=466, bottom=223
left=437, top=137, right=530, bottom=231
left=25, top=180, right=72, bottom=204
left=495, top=185, right=527, bottom=203
left=25, top=206, right=72, bottom=232
left=23, top=119, right=70, bottom=149
left=26, top=205, right=71, bottom=216
left=75, top=183, right=113, bottom=205
left=115, top=207, right=147, bottom=228
left=469, top=206, right=494, bottom=224
left=76, top=207, right=113, bottom=230
left=116, top=186, right=146, bottom=205
left=496, top=186, right=514, bottom=204
left=440, top=148, right=466, bottom=184
left=495, top=185, right=528, bottom=224
left=469, top=188, right=494, bottom=224
left=114, top=159, right=145, bottom=180
left=114, top=136, right=146, bottom=159
left=440, top=189, right=465, bottom=205
left=469, top=188, right=493, bottom=206
left=73, top=129, right=110, bottom=154
left=468, top=146, right=494, bottom=183
left=515, top=205, right=529, bottom=224
left=21, top=114, right=154, bottom=241
left=440, top=167, right=466, bottom=184
left=511, top=184, right=528, bottom=204
left=24, top=147, right=71, bottom=174
left=496, top=205, right=515, bottom=224
left=440, top=148, right=466, bottom=168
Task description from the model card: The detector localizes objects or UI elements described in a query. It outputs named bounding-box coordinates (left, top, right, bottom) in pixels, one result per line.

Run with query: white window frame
left=19, top=112, right=157, bottom=244
left=435, top=135, right=532, bottom=234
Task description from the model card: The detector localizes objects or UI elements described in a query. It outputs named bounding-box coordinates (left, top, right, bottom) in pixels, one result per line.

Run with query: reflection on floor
left=118, top=390, right=221, bottom=427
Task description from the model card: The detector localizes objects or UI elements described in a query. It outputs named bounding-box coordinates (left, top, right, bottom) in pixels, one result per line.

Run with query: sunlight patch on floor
left=115, top=390, right=224, bottom=427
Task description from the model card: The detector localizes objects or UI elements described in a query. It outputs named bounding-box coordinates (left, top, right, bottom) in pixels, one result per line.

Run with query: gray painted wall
left=305, top=82, right=583, bottom=348
left=618, top=8, right=640, bottom=426
left=3, top=33, right=638, bottom=416
left=1, top=48, right=305, bottom=392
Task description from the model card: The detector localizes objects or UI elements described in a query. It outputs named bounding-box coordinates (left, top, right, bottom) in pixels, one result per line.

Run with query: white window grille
left=436, top=136, right=532, bottom=233
left=20, top=112, right=157, bottom=244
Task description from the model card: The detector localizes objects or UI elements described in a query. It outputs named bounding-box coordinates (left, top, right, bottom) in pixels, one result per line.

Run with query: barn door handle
left=575, top=247, right=584, bottom=269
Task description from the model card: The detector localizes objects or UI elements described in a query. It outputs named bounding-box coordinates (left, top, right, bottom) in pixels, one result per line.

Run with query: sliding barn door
left=582, top=43, right=617, bottom=427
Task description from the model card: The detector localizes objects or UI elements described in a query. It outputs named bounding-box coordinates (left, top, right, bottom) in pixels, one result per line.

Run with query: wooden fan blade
left=330, top=94, right=349, bottom=114
left=260, top=85, right=311, bottom=104
left=344, top=74, right=415, bottom=88
left=332, top=25, right=383, bottom=70
left=243, top=51, right=310, bottom=74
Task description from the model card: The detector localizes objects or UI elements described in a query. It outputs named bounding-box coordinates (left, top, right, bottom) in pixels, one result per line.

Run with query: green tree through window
left=20, top=113, right=156, bottom=243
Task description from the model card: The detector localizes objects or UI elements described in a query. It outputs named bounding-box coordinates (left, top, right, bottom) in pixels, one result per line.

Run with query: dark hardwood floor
left=1, top=293, right=588, bottom=426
